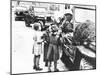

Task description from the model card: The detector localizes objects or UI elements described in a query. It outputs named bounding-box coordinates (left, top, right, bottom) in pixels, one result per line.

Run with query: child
left=46, top=25, right=59, bottom=72
left=32, top=22, right=43, bottom=71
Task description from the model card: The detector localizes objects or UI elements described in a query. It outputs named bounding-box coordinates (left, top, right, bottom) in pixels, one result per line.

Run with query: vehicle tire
left=25, top=21, right=30, bottom=27
left=25, top=23, right=31, bottom=27
left=30, top=24, right=34, bottom=28
left=38, top=20, right=44, bottom=27
left=15, top=17, right=18, bottom=21
left=24, top=18, right=31, bottom=27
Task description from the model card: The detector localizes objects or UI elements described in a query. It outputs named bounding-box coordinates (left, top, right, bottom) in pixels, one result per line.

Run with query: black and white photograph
left=11, top=0, right=96, bottom=74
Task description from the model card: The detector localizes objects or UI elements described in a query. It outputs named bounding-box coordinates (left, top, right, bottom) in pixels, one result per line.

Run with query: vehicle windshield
left=15, top=6, right=27, bottom=11
left=34, top=7, right=46, bottom=13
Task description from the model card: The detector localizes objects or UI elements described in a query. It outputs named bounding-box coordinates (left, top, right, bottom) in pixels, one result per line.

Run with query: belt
left=50, top=42, right=57, bottom=45
left=37, top=42, right=42, bottom=44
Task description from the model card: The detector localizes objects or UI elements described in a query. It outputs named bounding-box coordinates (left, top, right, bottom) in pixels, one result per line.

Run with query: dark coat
left=43, top=31, right=51, bottom=61
left=46, top=33, right=59, bottom=62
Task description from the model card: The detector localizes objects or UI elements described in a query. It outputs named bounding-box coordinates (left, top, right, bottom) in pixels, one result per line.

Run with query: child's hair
left=33, top=22, right=42, bottom=31
left=34, top=24, right=39, bottom=31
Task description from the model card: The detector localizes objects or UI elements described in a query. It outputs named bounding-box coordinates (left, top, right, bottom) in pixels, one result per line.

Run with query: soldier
left=59, top=12, right=75, bottom=70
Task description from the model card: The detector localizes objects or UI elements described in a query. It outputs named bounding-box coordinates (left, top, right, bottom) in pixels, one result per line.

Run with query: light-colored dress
left=33, top=31, right=43, bottom=55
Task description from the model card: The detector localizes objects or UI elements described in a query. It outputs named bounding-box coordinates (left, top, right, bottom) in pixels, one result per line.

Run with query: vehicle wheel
left=26, top=23, right=31, bottom=27
left=25, top=22, right=31, bottom=27
left=25, top=19, right=31, bottom=27
left=30, top=24, right=34, bottom=28
left=15, top=17, right=18, bottom=21
left=38, top=21, right=44, bottom=28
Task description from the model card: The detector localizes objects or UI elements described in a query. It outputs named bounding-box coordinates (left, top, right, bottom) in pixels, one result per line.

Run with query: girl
left=46, top=25, right=59, bottom=72
left=32, top=22, right=43, bottom=71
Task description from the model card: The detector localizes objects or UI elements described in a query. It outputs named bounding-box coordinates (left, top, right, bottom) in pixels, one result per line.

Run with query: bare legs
left=33, top=55, right=36, bottom=69
left=33, top=55, right=42, bottom=70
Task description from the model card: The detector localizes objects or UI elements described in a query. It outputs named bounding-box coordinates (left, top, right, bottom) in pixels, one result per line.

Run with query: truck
left=14, top=6, right=28, bottom=21
left=24, top=7, right=47, bottom=28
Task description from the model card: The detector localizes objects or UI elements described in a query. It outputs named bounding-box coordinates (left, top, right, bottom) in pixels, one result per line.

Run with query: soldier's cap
left=64, top=13, right=73, bottom=16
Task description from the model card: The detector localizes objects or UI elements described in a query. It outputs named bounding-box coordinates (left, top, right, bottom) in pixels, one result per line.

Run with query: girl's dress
left=33, top=31, right=43, bottom=55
